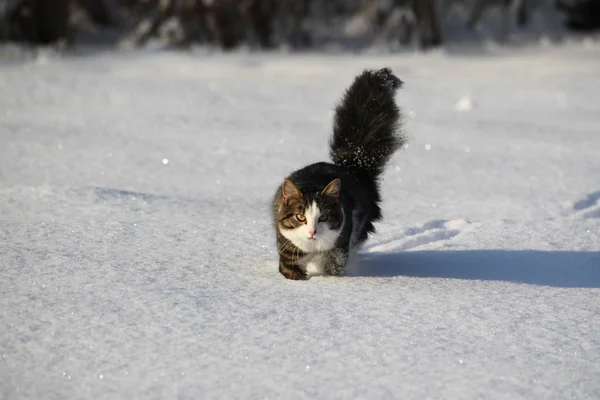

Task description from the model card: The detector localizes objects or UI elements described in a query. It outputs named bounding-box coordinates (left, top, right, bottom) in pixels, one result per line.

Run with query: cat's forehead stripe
left=305, top=201, right=320, bottom=221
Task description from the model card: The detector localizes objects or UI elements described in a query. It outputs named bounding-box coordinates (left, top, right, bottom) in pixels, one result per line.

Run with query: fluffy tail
left=329, top=68, right=405, bottom=178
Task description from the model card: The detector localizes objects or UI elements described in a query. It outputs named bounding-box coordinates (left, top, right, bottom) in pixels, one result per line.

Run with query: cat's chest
left=300, top=252, right=327, bottom=277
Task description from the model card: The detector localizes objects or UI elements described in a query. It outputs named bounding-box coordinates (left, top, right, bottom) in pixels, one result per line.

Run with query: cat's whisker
left=319, top=235, right=335, bottom=248
left=277, top=240, right=293, bottom=256
left=293, top=245, right=300, bottom=266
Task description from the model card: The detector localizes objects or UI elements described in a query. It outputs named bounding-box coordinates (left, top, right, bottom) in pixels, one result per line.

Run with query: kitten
left=272, top=68, right=406, bottom=280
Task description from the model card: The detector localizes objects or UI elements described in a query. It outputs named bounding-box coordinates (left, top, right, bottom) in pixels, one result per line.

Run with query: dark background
left=1, top=0, right=599, bottom=52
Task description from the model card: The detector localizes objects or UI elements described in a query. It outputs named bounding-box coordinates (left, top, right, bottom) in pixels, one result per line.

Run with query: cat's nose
left=308, top=229, right=316, bottom=238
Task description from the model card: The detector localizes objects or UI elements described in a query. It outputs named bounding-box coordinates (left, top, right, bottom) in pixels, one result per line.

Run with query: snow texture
left=1, top=44, right=600, bottom=399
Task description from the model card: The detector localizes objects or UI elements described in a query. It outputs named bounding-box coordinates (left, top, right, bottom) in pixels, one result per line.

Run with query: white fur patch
left=305, top=202, right=319, bottom=238
left=303, top=252, right=326, bottom=277
left=279, top=201, right=341, bottom=254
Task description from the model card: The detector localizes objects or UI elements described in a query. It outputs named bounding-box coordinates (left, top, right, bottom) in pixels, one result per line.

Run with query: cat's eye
left=319, top=214, right=329, bottom=222
left=296, top=214, right=306, bottom=222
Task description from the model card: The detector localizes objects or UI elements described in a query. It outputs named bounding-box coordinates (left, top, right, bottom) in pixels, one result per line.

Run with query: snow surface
left=1, top=45, right=600, bottom=399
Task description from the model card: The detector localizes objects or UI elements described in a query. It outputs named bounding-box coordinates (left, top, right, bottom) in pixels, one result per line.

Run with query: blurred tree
left=556, top=0, right=600, bottom=31
left=466, top=0, right=529, bottom=32
left=3, top=0, right=70, bottom=44
left=363, top=0, right=442, bottom=49
left=1, top=0, right=594, bottom=50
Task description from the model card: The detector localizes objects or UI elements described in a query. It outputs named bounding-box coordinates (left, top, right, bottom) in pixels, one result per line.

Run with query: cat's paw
left=324, top=248, right=347, bottom=276
left=279, top=264, right=309, bottom=281
left=282, top=270, right=309, bottom=280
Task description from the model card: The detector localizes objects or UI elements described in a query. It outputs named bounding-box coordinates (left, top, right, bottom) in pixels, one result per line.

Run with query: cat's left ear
left=282, top=179, right=302, bottom=203
left=322, top=178, right=341, bottom=199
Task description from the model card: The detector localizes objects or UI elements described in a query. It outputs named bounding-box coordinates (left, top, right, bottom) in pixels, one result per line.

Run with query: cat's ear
left=282, top=179, right=302, bottom=203
left=321, top=178, right=341, bottom=199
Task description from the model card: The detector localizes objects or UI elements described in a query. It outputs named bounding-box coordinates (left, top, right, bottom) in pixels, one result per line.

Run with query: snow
left=1, top=44, right=600, bottom=399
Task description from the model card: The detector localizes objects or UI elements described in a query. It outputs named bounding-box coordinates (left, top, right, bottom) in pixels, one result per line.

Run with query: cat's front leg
left=324, top=248, right=348, bottom=276
left=279, top=260, right=308, bottom=280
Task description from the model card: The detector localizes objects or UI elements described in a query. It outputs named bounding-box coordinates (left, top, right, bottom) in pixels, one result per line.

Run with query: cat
left=271, top=68, right=406, bottom=280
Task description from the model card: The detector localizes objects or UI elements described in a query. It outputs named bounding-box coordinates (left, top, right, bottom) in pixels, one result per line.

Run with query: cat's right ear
left=282, top=179, right=302, bottom=203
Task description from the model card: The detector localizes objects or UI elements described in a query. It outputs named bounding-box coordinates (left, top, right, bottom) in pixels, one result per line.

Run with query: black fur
left=330, top=68, right=404, bottom=178
left=272, top=68, right=406, bottom=280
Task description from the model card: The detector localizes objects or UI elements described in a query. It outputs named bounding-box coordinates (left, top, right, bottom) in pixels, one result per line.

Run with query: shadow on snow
left=354, top=250, right=600, bottom=288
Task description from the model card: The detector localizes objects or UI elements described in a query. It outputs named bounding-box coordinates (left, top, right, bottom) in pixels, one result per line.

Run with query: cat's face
left=277, top=178, right=343, bottom=253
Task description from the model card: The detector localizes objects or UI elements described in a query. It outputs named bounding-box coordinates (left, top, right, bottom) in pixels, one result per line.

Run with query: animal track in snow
left=572, top=190, right=600, bottom=219
left=367, top=219, right=471, bottom=253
